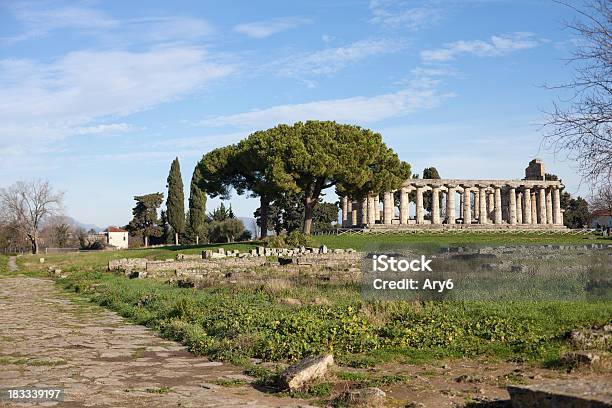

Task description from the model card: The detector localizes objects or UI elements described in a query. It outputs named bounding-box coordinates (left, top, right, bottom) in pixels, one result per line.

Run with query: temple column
left=523, top=188, right=532, bottom=224
left=431, top=186, right=441, bottom=224
left=351, top=201, right=358, bottom=226
left=552, top=187, right=562, bottom=225
left=462, top=186, right=471, bottom=225
left=446, top=185, right=456, bottom=224
left=367, top=194, right=376, bottom=225
left=360, top=197, right=368, bottom=225
left=531, top=192, right=538, bottom=224
left=383, top=192, right=393, bottom=224
left=416, top=187, right=424, bottom=224
left=546, top=188, right=553, bottom=224
left=494, top=186, right=503, bottom=224
left=399, top=187, right=409, bottom=224
left=487, top=191, right=495, bottom=222
left=473, top=190, right=480, bottom=220
left=538, top=187, right=546, bottom=224
left=508, top=187, right=517, bottom=225
left=374, top=194, right=381, bottom=222
left=341, top=196, right=348, bottom=226
left=516, top=192, right=523, bottom=224
left=478, top=185, right=487, bottom=224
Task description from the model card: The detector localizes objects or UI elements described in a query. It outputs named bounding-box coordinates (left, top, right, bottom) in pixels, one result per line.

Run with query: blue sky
left=0, top=0, right=586, bottom=227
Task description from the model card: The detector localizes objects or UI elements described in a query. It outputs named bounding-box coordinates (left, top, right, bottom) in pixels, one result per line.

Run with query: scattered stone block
left=561, top=351, right=603, bottom=368
left=508, top=380, right=612, bottom=407
left=569, top=326, right=611, bottom=350
left=319, top=245, right=328, bottom=254
left=217, top=248, right=225, bottom=255
left=279, top=354, right=334, bottom=391
left=336, top=387, right=386, bottom=407
left=177, top=279, right=195, bottom=288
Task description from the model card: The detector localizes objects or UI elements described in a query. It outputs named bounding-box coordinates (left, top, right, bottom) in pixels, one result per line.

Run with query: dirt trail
left=0, top=276, right=309, bottom=407
left=7, top=256, right=17, bottom=272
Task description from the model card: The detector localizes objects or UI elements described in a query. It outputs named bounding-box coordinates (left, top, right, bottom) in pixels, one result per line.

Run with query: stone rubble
left=279, top=354, right=334, bottom=391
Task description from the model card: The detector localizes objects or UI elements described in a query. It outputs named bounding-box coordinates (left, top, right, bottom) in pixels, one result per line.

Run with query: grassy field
left=0, top=255, right=7, bottom=275
left=8, top=233, right=610, bottom=377
left=314, top=232, right=608, bottom=250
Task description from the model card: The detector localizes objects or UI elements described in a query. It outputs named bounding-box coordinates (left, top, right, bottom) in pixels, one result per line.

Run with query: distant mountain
left=64, top=216, right=101, bottom=233
left=239, top=217, right=260, bottom=238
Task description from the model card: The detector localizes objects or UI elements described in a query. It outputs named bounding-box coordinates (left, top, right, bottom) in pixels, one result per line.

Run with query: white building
left=105, top=227, right=129, bottom=249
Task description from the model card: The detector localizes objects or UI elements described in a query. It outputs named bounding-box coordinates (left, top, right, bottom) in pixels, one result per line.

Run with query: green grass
left=41, top=264, right=611, bottom=368
left=314, top=232, right=606, bottom=250
left=212, top=378, right=248, bottom=387
left=14, top=234, right=612, bottom=374
left=0, top=356, right=66, bottom=366
left=0, top=255, right=8, bottom=275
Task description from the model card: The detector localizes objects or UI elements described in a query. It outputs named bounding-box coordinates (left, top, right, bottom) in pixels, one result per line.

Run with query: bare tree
left=0, top=180, right=64, bottom=254
left=590, top=182, right=612, bottom=214
left=542, top=0, right=612, bottom=186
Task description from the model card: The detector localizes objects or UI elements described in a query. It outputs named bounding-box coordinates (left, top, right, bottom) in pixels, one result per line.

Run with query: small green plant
left=286, top=381, right=332, bottom=399
left=285, top=231, right=313, bottom=248
left=263, top=235, right=286, bottom=248
left=145, top=387, right=171, bottom=394
left=212, top=378, right=248, bottom=387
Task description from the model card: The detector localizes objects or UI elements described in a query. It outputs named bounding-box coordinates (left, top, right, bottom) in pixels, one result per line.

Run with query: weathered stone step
left=508, top=380, right=612, bottom=407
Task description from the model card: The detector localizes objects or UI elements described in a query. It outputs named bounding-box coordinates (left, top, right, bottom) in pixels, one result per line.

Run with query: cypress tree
left=166, top=157, right=185, bottom=245
left=188, top=165, right=207, bottom=244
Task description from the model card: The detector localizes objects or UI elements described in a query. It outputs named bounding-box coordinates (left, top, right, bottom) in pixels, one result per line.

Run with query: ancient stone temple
left=340, top=159, right=566, bottom=230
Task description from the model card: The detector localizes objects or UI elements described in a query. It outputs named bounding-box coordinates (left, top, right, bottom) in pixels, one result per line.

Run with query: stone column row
left=340, top=184, right=563, bottom=227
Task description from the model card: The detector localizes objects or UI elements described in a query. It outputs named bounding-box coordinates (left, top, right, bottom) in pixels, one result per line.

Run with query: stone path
left=7, top=256, right=17, bottom=272
left=0, top=275, right=309, bottom=407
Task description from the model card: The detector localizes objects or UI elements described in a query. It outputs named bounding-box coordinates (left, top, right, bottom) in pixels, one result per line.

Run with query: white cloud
left=275, top=38, right=407, bottom=77
left=2, top=3, right=215, bottom=44
left=72, top=123, right=135, bottom=135
left=0, top=47, right=234, bottom=147
left=369, top=0, right=443, bottom=30
left=234, top=17, right=311, bottom=39
left=199, top=84, right=453, bottom=129
left=421, top=32, right=543, bottom=62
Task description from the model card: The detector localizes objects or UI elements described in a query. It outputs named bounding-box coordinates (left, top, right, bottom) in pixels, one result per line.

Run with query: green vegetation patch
left=212, top=378, right=248, bottom=387
left=315, top=232, right=604, bottom=250
left=48, top=263, right=612, bottom=368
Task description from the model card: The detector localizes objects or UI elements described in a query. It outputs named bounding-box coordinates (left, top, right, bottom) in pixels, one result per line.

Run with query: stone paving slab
left=0, top=276, right=309, bottom=407
left=508, top=380, right=612, bottom=408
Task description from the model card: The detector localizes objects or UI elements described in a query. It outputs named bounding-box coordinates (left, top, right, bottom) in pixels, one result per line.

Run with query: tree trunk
left=303, top=197, right=315, bottom=235
left=302, top=179, right=325, bottom=235
left=31, top=238, right=38, bottom=254
left=260, top=195, right=270, bottom=239
left=174, top=232, right=179, bottom=245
